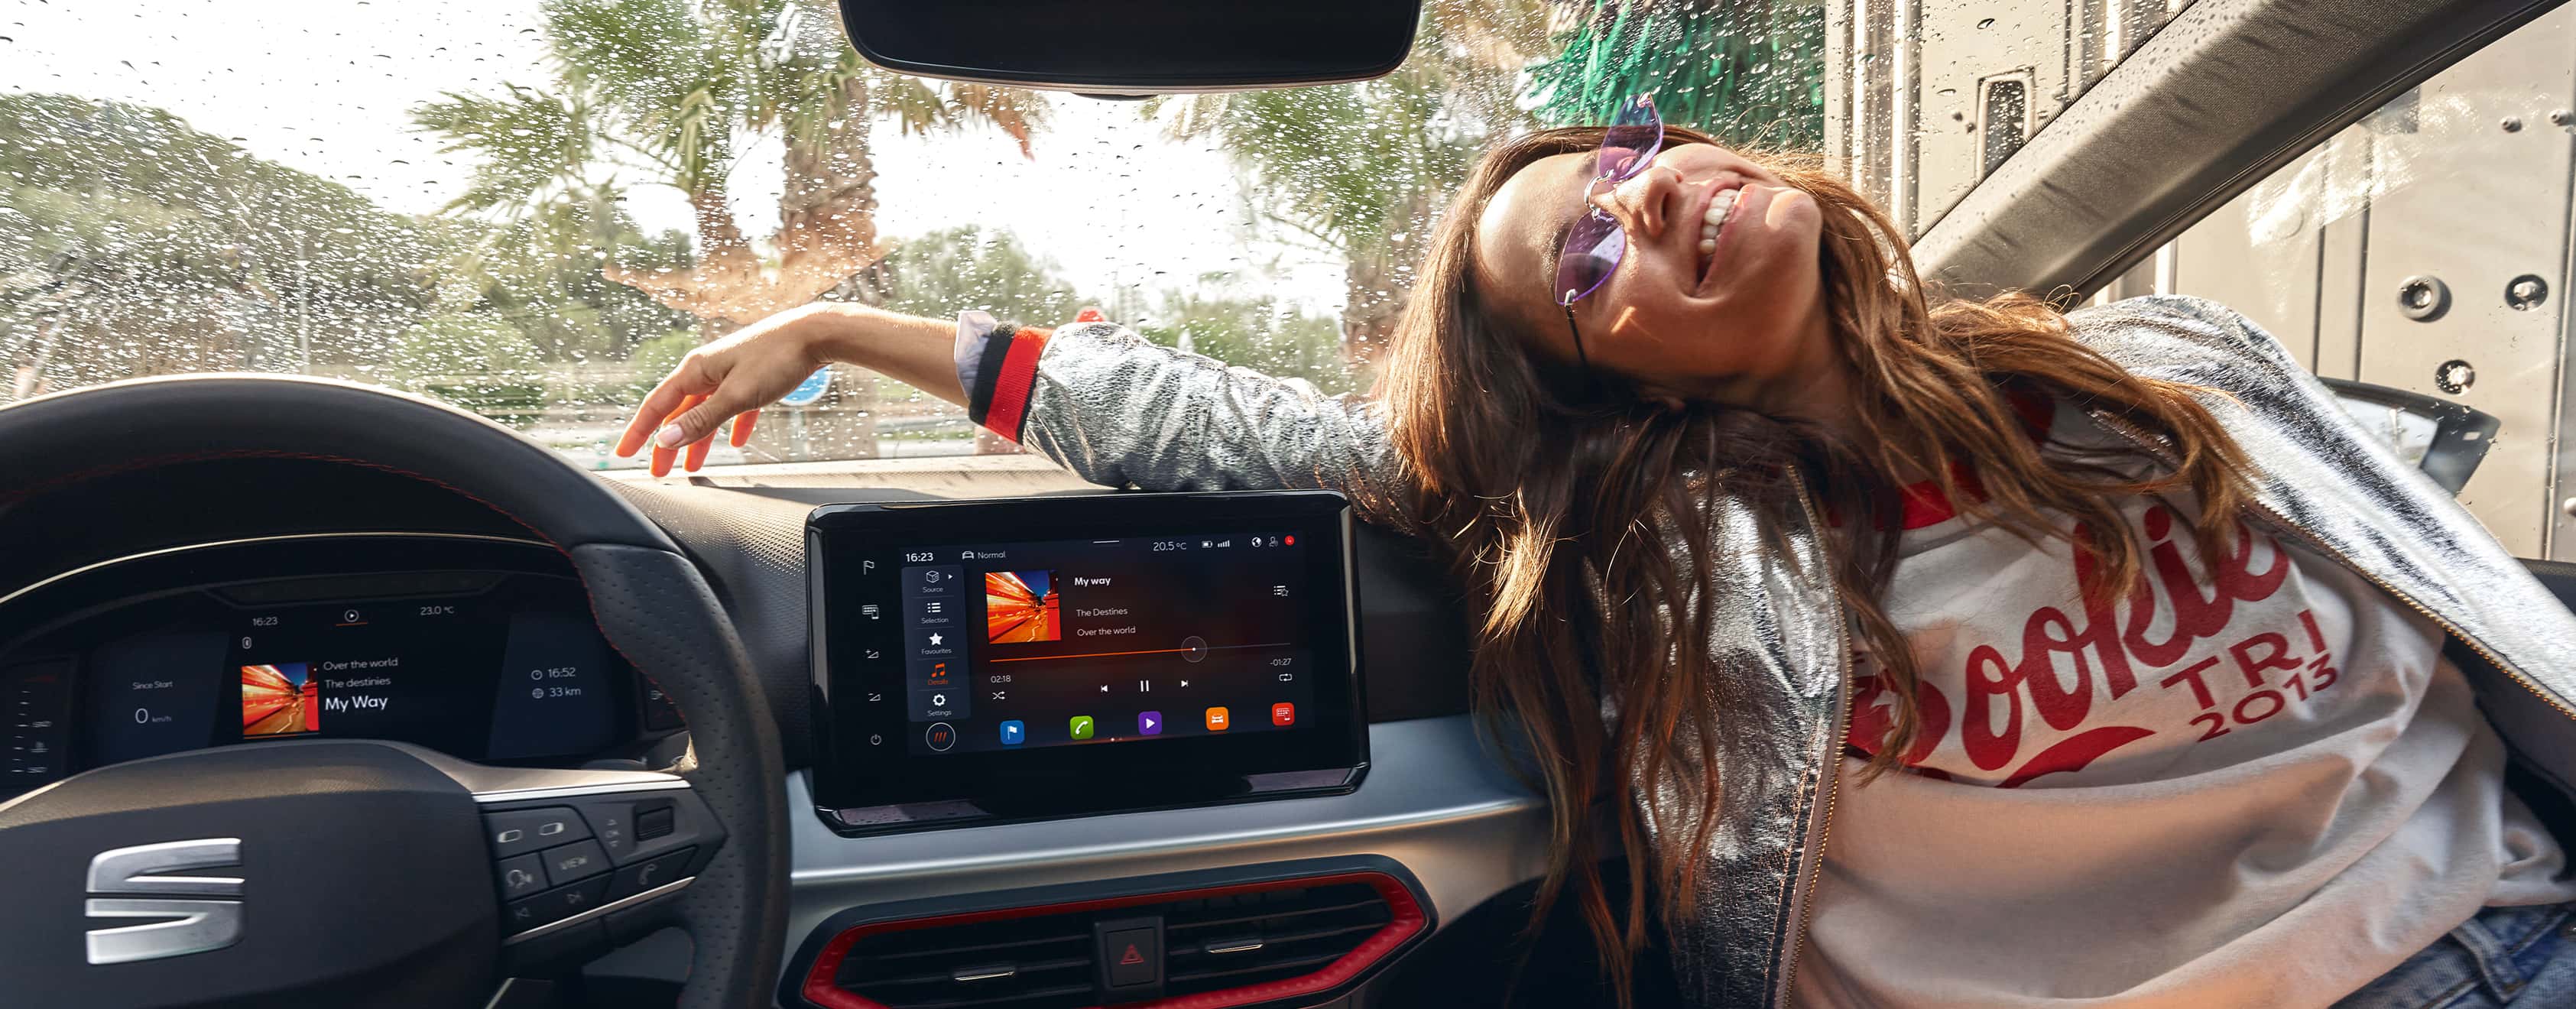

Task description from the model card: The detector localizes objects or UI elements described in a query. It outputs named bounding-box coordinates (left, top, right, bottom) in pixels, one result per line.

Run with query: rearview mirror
left=834, top=0, right=1422, bottom=95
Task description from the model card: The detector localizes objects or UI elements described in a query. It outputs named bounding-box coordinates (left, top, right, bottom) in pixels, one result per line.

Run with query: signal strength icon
left=1215, top=540, right=1231, bottom=548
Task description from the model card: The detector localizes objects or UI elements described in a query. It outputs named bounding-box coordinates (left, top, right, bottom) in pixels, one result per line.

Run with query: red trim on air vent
left=800, top=871, right=1426, bottom=1009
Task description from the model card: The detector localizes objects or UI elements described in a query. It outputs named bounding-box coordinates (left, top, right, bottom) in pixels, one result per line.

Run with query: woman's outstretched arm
left=618, top=304, right=1407, bottom=514
left=614, top=303, right=962, bottom=474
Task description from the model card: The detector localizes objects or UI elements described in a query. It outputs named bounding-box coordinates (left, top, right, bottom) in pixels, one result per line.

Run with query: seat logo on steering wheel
left=83, top=838, right=246, bottom=965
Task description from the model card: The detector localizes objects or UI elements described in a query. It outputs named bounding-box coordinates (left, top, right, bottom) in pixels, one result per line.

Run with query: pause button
left=924, top=722, right=956, bottom=751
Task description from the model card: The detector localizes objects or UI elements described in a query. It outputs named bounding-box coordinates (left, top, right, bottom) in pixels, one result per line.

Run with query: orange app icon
left=1205, top=706, right=1231, bottom=731
left=1271, top=702, right=1295, bottom=726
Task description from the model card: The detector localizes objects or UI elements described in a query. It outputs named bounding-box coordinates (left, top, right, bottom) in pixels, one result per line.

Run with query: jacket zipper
left=1773, top=479, right=1854, bottom=1007
left=2087, top=412, right=2576, bottom=725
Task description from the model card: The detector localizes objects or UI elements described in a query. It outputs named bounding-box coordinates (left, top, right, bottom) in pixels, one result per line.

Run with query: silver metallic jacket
left=1005, top=295, right=2576, bottom=1007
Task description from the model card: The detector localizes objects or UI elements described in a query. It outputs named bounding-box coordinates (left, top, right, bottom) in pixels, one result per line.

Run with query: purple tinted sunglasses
left=1555, top=95, right=1663, bottom=375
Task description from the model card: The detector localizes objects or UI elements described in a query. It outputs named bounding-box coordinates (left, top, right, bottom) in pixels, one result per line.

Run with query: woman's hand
left=615, top=303, right=855, bottom=475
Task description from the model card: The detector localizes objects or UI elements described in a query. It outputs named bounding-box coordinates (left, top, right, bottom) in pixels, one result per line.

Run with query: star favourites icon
left=928, top=632, right=943, bottom=645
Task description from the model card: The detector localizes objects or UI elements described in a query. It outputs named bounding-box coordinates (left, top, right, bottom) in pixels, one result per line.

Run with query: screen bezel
left=806, top=492, right=1365, bottom=816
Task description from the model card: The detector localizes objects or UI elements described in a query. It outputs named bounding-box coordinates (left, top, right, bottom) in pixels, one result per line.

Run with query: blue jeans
left=2337, top=902, right=2576, bottom=1008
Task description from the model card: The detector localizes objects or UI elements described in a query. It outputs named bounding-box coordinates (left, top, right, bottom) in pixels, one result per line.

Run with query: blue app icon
left=999, top=720, right=1026, bottom=745
left=1137, top=711, right=1163, bottom=736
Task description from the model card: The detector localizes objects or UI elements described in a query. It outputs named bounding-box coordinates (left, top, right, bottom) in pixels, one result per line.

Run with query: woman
left=621, top=102, right=2576, bottom=1007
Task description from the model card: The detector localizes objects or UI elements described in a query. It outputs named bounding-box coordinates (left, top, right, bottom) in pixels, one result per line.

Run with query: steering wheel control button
left=495, top=853, right=548, bottom=900
left=508, top=876, right=612, bottom=933
left=636, top=803, right=676, bottom=842
left=582, top=803, right=634, bottom=861
left=486, top=806, right=590, bottom=857
left=540, top=839, right=610, bottom=886
left=608, top=845, right=696, bottom=900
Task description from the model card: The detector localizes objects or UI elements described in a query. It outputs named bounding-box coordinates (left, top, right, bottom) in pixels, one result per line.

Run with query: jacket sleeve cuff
left=955, top=310, right=1052, bottom=443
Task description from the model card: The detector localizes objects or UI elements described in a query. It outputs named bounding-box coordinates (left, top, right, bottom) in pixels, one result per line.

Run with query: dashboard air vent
left=1160, top=884, right=1393, bottom=996
left=796, top=868, right=1426, bottom=1009
left=829, top=910, right=1097, bottom=1008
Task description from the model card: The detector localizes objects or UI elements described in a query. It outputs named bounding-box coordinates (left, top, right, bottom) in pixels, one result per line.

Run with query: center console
left=806, top=492, right=1366, bottom=832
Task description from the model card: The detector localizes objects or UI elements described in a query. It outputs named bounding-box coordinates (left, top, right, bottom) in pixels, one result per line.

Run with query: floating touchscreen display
left=896, top=534, right=1313, bottom=756
left=808, top=492, right=1365, bottom=819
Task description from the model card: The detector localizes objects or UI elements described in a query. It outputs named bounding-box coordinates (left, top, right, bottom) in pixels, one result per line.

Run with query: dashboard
left=0, top=448, right=1549, bottom=1008
left=0, top=534, right=683, bottom=797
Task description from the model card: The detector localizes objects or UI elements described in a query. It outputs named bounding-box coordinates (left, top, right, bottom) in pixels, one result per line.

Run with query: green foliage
left=388, top=310, right=543, bottom=383
left=1154, top=3, right=1543, bottom=252
left=868, top=226, right=1086, bottom=326
left=1134, top=293, right=1357, bottom=397
left=436, top=204, right=697, bottom=363
left=1526, top=0, right=1828, bottom=151
left=0, top=88, right=712, bottom=431
left=623, top=329, right=698, bottom=395
left=387, top=311, right=547, bottom=427
left=861, top=225, right=1355, bottom=394
left=1150, top=2, right=1555, bottom=350
left=0, top=93, right=436, bottom=394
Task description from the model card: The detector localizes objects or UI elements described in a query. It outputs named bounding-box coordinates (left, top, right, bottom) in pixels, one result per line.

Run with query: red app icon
left=1271, top=702, right=1295, bottom=726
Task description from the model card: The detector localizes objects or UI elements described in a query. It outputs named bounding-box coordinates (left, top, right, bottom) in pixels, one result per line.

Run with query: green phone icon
left=1069, top=715, right=1095, bottom=740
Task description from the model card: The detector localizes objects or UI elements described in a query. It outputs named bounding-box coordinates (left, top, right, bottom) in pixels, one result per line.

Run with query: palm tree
left=1150, top=0, right=1556, bottom=365
left=1524, top=0, right=1826, bottom=150
left=414, top=0, right=1047, bottom=333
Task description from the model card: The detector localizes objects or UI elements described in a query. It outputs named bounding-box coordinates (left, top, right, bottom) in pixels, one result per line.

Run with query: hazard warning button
left=1098, top=923, right=1162, bottom=989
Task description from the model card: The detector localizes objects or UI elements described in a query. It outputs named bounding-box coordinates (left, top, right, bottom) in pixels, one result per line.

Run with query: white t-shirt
left=1792, top=401, right=2576, bottom=1008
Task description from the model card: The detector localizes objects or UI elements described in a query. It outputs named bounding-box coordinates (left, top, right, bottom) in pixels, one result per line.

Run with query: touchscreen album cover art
left=985, top=570, right=1060, bottom=643
left=241, top=662, right=320, bottom=736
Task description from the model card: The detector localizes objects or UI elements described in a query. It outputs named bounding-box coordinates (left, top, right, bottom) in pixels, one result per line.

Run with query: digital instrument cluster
left=2, top=560, right=679, bottom=796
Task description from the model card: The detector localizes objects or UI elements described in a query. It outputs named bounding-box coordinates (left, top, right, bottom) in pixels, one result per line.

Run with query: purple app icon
left=1137, top=711, right=1163, bottom=735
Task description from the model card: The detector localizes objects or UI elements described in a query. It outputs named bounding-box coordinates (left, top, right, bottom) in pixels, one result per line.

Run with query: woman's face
left=1474, top=140, right=1831, bottom=409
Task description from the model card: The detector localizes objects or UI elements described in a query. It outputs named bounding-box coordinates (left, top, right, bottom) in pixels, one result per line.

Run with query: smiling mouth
left=1695, top=187, right=1742, bottom=284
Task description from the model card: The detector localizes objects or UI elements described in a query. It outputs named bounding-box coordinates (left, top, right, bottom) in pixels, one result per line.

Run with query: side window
left=2160, top=5, right=2576, bottom=558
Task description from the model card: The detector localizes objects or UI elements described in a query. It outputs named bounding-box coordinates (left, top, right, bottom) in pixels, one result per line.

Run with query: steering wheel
left=0, top=376, right=788, bottom=1008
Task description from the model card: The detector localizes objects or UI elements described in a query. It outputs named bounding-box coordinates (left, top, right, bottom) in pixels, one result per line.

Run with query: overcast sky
left=1, top=0, right=1349, bottom=319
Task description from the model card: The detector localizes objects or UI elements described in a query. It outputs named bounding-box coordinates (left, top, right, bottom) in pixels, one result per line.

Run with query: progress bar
left=986, top=641, right=1292, bottom=663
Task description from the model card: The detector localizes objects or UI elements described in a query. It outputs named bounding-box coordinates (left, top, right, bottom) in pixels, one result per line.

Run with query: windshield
left=0, top=0, right=2179, bottom=469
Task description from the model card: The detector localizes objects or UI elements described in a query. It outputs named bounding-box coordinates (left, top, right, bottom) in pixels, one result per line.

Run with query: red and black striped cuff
left=966, top=323, right=1050, bottom=443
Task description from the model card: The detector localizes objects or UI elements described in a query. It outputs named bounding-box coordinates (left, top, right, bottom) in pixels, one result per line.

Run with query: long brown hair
left=1370, top=125, right=2251, bottom=996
